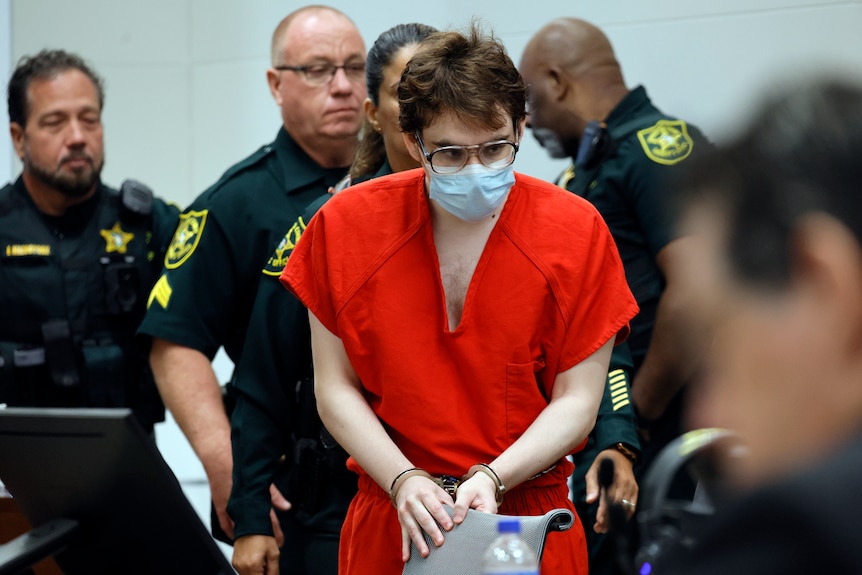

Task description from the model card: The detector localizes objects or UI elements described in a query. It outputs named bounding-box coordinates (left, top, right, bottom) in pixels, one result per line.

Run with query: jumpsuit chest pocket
left=505, top=359, right=547, bottom=443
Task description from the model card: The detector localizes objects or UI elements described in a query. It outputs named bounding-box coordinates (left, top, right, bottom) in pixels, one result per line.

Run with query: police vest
left=0, top=178, right=165, bottom=431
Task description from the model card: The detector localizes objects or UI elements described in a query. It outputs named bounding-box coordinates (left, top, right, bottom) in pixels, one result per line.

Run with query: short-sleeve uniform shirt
left=566, top=86, right=709, bottom=367
left=139, top=128, right=347, bottom=363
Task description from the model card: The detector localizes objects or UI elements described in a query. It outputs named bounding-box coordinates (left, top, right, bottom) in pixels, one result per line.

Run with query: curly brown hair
left=398, top=22, right=526, bottom=135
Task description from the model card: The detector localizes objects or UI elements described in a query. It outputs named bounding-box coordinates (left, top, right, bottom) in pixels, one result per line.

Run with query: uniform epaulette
left=606, top=112, right=665, bottom=141
left=211, top=143, right=275, bottom=187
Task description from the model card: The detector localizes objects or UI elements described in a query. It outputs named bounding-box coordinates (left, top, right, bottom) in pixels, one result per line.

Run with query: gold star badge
left=100, top=222, right=135, bottom=254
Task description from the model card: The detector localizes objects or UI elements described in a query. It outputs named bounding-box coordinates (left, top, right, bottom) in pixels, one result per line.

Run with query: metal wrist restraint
left=388, top=463, right=506, bottom=506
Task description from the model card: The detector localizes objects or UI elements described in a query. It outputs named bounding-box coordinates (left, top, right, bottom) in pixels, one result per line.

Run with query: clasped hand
left=393, top=471, right=499, bottom=562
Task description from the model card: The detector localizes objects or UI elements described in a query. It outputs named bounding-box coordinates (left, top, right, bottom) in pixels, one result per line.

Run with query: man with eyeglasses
left=281, top=24, right=638, bottom=575
left=138, top=5, right=365, bottom=574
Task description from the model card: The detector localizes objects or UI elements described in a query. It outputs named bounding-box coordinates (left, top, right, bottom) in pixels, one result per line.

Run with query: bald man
left=520, top=18, right=710, bottom=575
left=138, top=6, right=366, bottom=575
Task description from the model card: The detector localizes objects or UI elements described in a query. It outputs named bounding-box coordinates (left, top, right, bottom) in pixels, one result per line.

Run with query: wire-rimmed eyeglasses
left=274, top=62, right=366, bottom=86
left=415, top=131, right=519, bottom=175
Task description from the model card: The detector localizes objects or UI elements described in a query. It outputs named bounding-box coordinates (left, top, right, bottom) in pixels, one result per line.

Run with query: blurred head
left=519, top=18, right=626, bottom=159
left=8, top=49, right=105, bottom=205
left=675, top=78, right=862, bottom=489
left=351, top=22, right=437, bottom=177
left=267, top=6, right=366, bottom=167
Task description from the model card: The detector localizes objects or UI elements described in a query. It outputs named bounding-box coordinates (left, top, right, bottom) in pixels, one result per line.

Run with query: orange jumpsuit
left=282, top=168, right=638, bottom=575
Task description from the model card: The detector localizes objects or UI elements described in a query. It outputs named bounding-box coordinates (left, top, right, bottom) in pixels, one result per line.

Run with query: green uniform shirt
left=565, top=86, right=709, bottom=368
left=139, top=127, right=346, bottom=364
left=564, top=89, right=708, bottom=553
left=227, top=160, right=394, bottom=538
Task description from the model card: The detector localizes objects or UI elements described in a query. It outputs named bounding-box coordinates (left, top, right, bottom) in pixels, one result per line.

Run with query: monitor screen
left=0, top=407, right=235, bottom=574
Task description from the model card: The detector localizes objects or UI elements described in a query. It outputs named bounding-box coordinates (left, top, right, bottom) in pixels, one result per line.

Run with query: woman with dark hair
left=336, top=22, right=438, bottom=188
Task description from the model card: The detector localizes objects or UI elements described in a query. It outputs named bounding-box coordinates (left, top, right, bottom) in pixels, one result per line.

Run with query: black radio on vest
left=575, top=120, right=610, bottom=169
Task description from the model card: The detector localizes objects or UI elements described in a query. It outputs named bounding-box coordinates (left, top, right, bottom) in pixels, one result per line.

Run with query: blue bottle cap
left=497, top=518, right=520, bottom=533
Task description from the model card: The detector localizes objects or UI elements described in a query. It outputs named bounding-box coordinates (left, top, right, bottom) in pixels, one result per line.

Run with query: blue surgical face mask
left=427, top=163, right=516, bottom=222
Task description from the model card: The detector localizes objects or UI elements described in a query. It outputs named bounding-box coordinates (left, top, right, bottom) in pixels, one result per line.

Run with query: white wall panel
left=190, top=60, right=277, bottom=196
left=11, top=0, right=189, bottom=64
left=1, top=0, right=11, bottom=184
left=190, top=0, right=286, bottom=63
left=98, top=64, right=191, bottom=204
left=610, top=4, right=862, bottom=140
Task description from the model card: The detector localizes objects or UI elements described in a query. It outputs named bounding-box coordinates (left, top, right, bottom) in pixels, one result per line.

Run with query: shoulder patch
left=165, top=209, right=208, bottom=269
left=636, top=119, right=694, bottom=165
left=262, top=216, right=309, bottom=276
left=217, top=144, right=274, bottom=183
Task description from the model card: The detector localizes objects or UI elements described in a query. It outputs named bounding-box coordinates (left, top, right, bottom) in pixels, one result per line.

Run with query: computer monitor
left=0, top=407, right=235, bottom=574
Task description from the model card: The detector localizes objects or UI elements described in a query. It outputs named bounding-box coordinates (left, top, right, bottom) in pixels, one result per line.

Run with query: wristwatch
left=614, top=442, right=639, bottom=463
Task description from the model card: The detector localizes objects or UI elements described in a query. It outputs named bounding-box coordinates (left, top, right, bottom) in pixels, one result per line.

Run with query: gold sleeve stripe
left=610, top=381, right=627, bottom=392
left=613, top=398, right=631, bottom=411
left=607, top=369, right=631, bottom=411
left=608, top=369, right=626, bottom=380
left=608, top=369, right=629, bottom=411
left=147, top=274, right=172, bottom=309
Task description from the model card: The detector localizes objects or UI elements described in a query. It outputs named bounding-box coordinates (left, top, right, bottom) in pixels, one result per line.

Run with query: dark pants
left=572, top=440, right=633, bottom=575
left=212, top=505, right=341, bottom=575
left=276, top=506, right=341, bottom=575
left=215, top=466, right=356, bottom=575
left=573, top=394, right=694, bottom=575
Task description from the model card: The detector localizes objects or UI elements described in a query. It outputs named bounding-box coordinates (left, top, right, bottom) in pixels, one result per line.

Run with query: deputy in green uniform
left=227, top=196, right=351, bottom=575
left=520, top=18, right=710, bottom=574
left=227, top=23, right=438, bottom=575
left=0, top=49, right=178, bottom=434
left=138, top=7, right=366, bottom=574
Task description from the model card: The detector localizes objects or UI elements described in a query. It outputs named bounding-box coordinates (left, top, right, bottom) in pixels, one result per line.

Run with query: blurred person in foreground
left=664, top=77, right=862, bottom=575
left=281, top=23, right=638, bottom=575
left=138, top=5, right=366, bottom=569
left=229, top=22, right=437, bottom=575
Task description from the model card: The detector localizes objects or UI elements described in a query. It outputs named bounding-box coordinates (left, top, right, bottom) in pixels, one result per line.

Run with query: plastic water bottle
left=481, top=518, right=540, bottom=574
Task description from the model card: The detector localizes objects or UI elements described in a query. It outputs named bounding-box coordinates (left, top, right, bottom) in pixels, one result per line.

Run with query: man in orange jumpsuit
left=282, top=24, right=638, bottom=575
